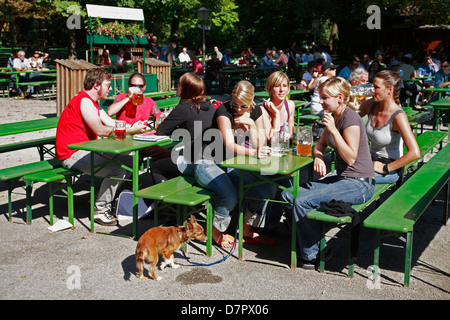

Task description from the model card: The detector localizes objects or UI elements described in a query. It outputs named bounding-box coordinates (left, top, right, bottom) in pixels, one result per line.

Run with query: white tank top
left=365, top=103, right=404, bottom=161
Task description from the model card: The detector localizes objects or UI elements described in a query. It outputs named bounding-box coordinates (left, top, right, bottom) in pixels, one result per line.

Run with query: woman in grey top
left=281, top=77, right=375, bottom=269
left=359, top=70, right=419, bottom=184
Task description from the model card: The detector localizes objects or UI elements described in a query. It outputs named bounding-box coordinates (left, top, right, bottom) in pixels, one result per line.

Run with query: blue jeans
left=281, top=175, right=375, bottom=260
left=374, top=170, right=399, bottom=184
left=178, top=159, right=238, bottom=232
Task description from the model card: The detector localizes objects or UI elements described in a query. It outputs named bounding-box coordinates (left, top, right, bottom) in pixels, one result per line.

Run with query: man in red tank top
left=56, top=68, right=146, bottom=226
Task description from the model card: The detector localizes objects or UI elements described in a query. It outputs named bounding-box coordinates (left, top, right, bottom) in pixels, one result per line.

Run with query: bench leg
left=7, top=181, right=13, bottom=222
left=290, top=209, right=297, bottom=269
left=67, top=178, right=74, bottom=227
left=348, top=224, right=354, bottom=278
left=48, top=182, right=54, bottom=225
left=26, top=180, right=33, bottom=225
left=206, top=200, right=213, bottom=257
left=181, top=205, right=188, bottom=253
left=319, top=222, right=327, bottom=273
left=404, top=230, right=413, bottom=288
left=444, top=181, right=448, bottom=226
left=373, top=230, right=381, bottom=284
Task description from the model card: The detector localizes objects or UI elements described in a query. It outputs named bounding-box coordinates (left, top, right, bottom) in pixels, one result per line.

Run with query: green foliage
left=2, top=0, right=447, bottom=54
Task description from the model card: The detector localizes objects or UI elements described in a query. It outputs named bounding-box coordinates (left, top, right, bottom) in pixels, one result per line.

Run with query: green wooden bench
left=363, top=143, right=449, bottom=287
left=296, top=107, right=321, bottom=126
left=16, top=80, right=57, bottom=100
left=306, top=182, right=395, bottom=277
left=134, top=175, right=214, bottom=256
left=23, top=167, right=82, bottom=226
left=0, top=136, right=56, bottom=160
left=292, top=100, right=310, bottom=126
left=155, top=97, right=180, bottom=110
left=248, top=78, right=268, bottom=90
left=0, top=159, right=62, bottom=223
left=304, top=130, right=447, bottom=277
left=407, top=110, right=433, bottom=136
left=401, top=131, right=447, bottom=179
left=144, top=91, right=177, bottom=99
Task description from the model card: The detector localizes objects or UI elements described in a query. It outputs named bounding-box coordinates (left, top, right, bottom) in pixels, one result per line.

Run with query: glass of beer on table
left=114, top=120, right=126, bottom=141
left=296, top=126, right=313, bottom=156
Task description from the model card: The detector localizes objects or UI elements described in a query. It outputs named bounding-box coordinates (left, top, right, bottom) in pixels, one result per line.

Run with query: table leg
left=291, top=171, right=300, bottom=269
left=90, top=152, right=95, bottom=233
left=238, top=171, right=244, bottom=260
left=433, top=108, right=440, bottom=131
left=132, top=150, right=139, bottom=239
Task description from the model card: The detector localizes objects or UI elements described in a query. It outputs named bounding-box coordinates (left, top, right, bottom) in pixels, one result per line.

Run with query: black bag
left=318, top=200, right=360, bottom=259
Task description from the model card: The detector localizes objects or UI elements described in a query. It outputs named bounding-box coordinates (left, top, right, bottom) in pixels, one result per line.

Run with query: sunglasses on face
left=231, top=103, right=249, bottom=109
left=129, top=84, right=145, bottom=89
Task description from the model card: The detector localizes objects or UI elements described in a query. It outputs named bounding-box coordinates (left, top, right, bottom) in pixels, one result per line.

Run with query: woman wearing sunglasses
left=108, top=72, right=170, bottom=160
left=199, top=80, right=277, bottom=248
left=108, top=72, right=163, bottom=126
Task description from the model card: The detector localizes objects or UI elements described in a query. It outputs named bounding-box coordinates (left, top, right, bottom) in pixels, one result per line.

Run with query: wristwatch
left=383, top=163, right=389, bottom=174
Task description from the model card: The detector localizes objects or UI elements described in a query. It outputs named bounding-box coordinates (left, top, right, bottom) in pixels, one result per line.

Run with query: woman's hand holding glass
left=256, top=146, right=272, bottom=159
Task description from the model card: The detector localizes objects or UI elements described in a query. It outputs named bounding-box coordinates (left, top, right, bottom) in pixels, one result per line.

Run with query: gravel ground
left=0, top=96, right=448, bottom=307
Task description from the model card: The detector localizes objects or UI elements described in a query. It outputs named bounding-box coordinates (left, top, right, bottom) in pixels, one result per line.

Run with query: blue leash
left=181, top=218, right=239, bottom=266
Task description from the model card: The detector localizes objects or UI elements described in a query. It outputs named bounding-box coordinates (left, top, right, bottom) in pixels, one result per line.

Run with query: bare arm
left=107, top=94, right=132, bottom=117
left=322, top=112, right=360, bottom=166
left=81, top=98, right=146, bottom=136
left=217, top=115, right=270, bottom=158
left=80, top=98, right=114, bottom=137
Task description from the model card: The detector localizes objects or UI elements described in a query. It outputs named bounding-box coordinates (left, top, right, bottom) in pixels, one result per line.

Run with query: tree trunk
left=328, top=23, right=338, bottom=53
left=69, top=29, right=76, bottom=60
left=170, top=15, right=180, bottom=43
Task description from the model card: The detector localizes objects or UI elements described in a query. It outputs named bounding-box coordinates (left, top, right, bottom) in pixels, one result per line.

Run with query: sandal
left=213, top=233, right=235, bottom=249
left=243, top=235, right=275, bottom=246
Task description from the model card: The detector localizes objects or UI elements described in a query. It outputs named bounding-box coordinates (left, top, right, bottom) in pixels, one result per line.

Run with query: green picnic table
left=429, top=98, right=450, bottom=131
left=221, top=153, right=314, bottom=268
left=218, top=66, right=280, bottom=93
left=1, top=69, right=56, bottom=91
left=154, top=96, right=211, bottom=110
left=68, top=135, right=173, bottom=239
left=411, top=76, right=435, bottom=81
left=144, top=91, right=177, bottom=98
left=423, top=87, right=450, bottom=100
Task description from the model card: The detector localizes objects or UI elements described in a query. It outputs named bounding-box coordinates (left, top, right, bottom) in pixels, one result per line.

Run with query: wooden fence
left=55, top=59, right=97, bottom=116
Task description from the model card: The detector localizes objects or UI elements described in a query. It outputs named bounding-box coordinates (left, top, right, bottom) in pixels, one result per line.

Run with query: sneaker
left=299, top=248, right=333, bottom=270
left=94, top=211, right=117, bottom=226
